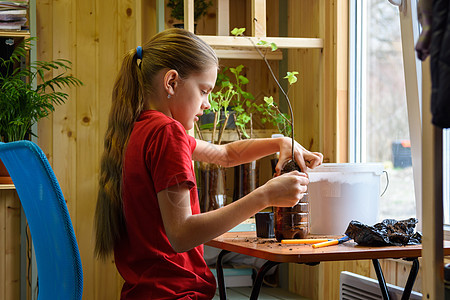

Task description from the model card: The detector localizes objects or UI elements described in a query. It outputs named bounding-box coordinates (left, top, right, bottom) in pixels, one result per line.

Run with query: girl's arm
left=193, top=137, right=323, bottom=173
left=157, top=171, right=308, bottom=253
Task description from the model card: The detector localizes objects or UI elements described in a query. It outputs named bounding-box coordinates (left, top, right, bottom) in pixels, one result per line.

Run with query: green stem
left=247, top=35, right=295, bottom=160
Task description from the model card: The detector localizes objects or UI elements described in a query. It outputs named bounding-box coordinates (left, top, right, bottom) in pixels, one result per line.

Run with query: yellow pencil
left=312, top=240, right=339, bottom=248
left=312, top=236, right=351, bottom=249
left=281, top=239, right=329, bottom=244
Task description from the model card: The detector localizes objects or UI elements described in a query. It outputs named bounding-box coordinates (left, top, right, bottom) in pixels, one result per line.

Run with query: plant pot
left=255, top=211, right=275, bottom=238
left=233, top=160, right=260, bottom=201
left=0, top=158, right=13, bottom=184
left=197, top=162, right=227, bottom=212
left=274, top=195, right=310, bottom=242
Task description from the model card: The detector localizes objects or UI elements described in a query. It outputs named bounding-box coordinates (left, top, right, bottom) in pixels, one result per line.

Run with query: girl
left=95, top=28, right=323, bottom=300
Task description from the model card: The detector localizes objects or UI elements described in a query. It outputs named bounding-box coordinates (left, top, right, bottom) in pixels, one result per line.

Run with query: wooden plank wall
left=0, top=190, right=20, bottom=300
left=35, top=0, right=142, bottom=298
left=288, top=0, right=348, bottom=163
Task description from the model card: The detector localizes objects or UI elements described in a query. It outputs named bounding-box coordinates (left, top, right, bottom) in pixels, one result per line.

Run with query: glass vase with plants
left=194, top=64, right=262, bottom=210
left=194, top=69, right=234, bottom=212
left=0, top=38, right=82, bottom=183
left=219, top=65, right=262, bottom=201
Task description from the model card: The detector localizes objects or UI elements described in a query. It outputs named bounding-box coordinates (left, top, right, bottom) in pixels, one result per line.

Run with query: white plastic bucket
left=307, top=163, right=384, bottom=235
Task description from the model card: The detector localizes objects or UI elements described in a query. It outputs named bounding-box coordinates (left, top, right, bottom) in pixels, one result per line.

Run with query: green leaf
left=257, top=40, right=278, bottom=51
left=231, top=27, right=246, bottom=36
left=241, top=91, right=254, bottom=100
left=238, top=75, right=249, bottom=85
left=270, top=42, right=278, bottom=51
left=264, top=96, right=274, bottom=106
left=221, top=80, right=231, bottom=87
left=234, top=106, right=244, bottom=113
left=210, top=99, right=219, bottom=111
left=284, top=71, right=299, bottom=85
left=257, top=40, right=268, bottom=46
left=222, top=99, right=230, bottom=110
left=241, top=113, right=251, bottom=124
left=230, top=65, right=244, bottom=76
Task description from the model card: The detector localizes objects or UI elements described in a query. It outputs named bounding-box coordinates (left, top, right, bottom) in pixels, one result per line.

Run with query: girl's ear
left=163, top=69, right=179, bottom=97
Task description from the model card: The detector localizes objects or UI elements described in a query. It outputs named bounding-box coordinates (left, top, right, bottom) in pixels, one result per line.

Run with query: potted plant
left=167, top=0, right=213, bottom=30
left=0, top=38, right=82, bottom=183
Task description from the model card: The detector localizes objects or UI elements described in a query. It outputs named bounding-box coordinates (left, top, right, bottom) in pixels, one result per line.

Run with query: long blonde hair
left=95, top=28, right=218, bottom=259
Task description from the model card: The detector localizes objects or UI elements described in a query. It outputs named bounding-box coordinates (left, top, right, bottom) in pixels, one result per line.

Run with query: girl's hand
left=275, top=137, right=323, bottom=175
left=261, top=171, right=309, bottom=207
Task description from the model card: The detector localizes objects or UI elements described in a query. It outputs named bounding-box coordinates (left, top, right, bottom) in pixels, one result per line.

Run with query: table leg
left=216, top=250, right=230, bottom=300
left=250, top=261, right=280, bottom=300
left=372, top=259, right=391, bottom=300
left=401, top=258, right=419, bottom=300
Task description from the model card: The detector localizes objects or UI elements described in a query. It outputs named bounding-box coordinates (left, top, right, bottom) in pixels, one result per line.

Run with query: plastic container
left=274, top=195, right=309, bottom=241
left=255, top=212, right=275, bottom=238
left=307, top=163, right=384, bottom=235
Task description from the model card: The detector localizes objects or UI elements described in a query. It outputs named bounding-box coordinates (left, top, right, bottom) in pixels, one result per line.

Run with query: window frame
left=349, top=0, right=424, bottom=225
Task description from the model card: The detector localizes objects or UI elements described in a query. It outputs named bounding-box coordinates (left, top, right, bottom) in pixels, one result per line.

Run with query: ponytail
left=94, top=48, right=144, bottom=259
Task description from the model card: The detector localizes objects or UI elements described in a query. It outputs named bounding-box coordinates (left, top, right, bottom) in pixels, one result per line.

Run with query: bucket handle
left=380, top=170, right=389, bottom=197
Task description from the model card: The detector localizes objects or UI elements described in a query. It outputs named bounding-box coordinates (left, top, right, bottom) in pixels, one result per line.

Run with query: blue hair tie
left=136, top=46, right=143, bottom=60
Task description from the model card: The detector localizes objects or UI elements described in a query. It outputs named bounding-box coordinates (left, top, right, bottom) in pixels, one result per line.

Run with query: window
left=350, top=0, right=416, bottom=220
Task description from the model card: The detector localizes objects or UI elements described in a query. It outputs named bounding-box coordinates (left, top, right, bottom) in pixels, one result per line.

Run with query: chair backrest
left=0, top=140, right=83, bottom=300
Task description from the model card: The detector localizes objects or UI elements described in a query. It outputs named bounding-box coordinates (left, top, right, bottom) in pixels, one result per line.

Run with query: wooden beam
left=212, top=48, right=283, bottom=60
left=0, top=31, right=30, bottom=38
left=198, top=35, right=323, bottom=49
left=184, top=0, right=194, bottom=32
left=336, top=0, right=349, bottom=163
left=252, top=0, right=266, bottom=37
left=217, top=0, right=229, bottom=36
left=156, top=0, right=165, bottom=33
left=421, top=58, right=445, bottom=300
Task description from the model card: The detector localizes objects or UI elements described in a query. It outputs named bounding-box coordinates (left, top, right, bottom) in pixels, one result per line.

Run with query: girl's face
left=169, top=66, right=217, bottom=130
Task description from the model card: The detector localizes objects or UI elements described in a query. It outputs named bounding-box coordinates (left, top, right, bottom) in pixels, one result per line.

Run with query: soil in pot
left=274, top=160, right=309, bottom=241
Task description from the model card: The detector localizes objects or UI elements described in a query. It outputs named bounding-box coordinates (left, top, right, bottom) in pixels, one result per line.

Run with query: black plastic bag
left=345, top=218, right=422, bottom=246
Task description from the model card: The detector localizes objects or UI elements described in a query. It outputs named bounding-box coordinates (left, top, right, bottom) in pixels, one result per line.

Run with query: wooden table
left=206, top=231, right=450, bottom=300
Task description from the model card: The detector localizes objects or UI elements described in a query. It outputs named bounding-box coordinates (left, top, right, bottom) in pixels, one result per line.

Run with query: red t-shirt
left=114, top=110, right=216, bottom=299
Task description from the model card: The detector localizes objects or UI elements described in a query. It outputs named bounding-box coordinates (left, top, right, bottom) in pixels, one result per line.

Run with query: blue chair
left=0, top=140, right=83, bottom=300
